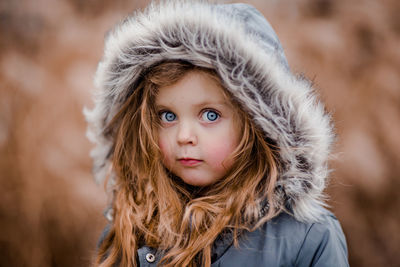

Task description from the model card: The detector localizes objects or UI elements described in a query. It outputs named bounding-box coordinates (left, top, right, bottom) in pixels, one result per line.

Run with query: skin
left=156, top=71, right=241, bottom=186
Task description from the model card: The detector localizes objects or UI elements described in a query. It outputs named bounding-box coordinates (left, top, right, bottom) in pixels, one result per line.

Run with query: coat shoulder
left=291, top=211, right=349, bottom=266
left=213, top=209, right=349, bottom=267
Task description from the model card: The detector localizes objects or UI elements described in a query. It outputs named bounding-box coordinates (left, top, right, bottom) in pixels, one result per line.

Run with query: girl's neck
left=168, top=171, right=209, bottom=199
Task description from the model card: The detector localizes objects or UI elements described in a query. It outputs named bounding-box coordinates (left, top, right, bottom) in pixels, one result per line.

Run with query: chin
left=180, top=176, right=215, bottom=187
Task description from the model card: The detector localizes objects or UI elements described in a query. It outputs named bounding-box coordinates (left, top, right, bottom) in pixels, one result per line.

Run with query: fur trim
left=84, top=0, right=335, bottom=222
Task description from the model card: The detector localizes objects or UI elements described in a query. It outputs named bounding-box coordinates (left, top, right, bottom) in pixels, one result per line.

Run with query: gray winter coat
left=99, top=209, right=348, bottom=266
left=88, top=1, right=349, bottom=266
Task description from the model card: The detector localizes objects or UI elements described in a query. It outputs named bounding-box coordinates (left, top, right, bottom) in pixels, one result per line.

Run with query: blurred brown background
left=0, top=0, right=399, bottom=266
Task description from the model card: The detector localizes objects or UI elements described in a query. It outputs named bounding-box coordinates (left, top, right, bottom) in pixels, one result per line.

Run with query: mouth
left=178, top=158, right=203, bottom=167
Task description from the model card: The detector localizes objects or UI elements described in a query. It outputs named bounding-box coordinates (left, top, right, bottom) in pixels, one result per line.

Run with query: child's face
left=156, top=71, right=241, bottom=187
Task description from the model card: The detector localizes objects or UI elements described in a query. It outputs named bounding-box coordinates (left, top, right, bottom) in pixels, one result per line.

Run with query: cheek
left=158, top=133, right=174, bottom=165
left=204, top=121, right=240, bottom=170
left=204, top=138, right=237, bottom=170
left=158, top=138, right=169, bottom=156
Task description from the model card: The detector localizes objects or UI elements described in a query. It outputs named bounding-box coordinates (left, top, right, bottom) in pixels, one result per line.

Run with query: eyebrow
left=193, top=100, right=230, bottom=108
left=156, top=100, right=231, bottom=109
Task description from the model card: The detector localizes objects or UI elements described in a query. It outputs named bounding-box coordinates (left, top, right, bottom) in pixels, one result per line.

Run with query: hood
left=84, top=0, right=335, bottom=222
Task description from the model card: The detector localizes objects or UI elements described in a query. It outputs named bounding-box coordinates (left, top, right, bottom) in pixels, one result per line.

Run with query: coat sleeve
left=294, top=215, right=349, bottom=267
left=97, top=224, right=111, bottom=249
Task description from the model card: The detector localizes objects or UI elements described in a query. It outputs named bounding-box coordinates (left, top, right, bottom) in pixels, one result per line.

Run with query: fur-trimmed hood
left=84, top=0, right=335, bottom=222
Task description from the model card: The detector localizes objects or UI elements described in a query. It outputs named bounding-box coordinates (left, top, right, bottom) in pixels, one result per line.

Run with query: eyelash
left=158, top=109, right=221, bottom=123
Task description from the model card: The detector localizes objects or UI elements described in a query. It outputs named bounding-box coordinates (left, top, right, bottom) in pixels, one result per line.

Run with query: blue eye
left=202, top=110, right=219, bottom=122
left=160, top=111, right=176, bottom=122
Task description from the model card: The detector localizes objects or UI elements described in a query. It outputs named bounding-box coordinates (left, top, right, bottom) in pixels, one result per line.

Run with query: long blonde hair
left=96, top=61, right=281, bottom=267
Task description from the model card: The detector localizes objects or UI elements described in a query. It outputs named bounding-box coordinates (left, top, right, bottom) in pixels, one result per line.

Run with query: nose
left=177, top=121, right=197, bottom=146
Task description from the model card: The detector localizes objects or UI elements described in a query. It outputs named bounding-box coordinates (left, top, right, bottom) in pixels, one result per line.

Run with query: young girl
left=85, top=1, right=349, bottom=266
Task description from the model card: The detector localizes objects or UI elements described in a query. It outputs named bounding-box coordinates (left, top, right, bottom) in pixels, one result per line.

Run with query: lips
left=178, top=158, right=203, bottom=167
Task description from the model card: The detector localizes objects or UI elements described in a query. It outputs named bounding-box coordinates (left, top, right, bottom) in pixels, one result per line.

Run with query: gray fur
left=84, top=0, right=335, bottom=222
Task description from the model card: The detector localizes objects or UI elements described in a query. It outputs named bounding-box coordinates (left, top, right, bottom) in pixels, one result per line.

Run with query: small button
left=145, top=253, right=155, bottom=263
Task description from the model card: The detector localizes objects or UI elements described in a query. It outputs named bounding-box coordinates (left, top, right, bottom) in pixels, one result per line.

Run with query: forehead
left=155, top=70, right=231, bottom=106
